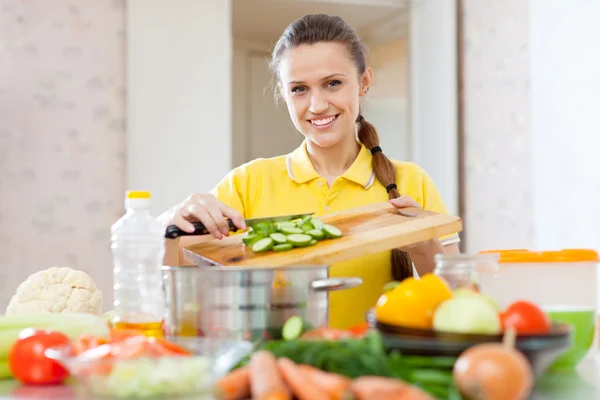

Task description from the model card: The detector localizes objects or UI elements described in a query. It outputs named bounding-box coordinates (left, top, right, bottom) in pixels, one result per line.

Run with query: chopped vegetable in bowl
left=45, top=331, right=250, bottom=399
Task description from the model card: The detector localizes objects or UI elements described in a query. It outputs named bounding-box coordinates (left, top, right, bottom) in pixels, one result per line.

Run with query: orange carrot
left=401, top=387, right=436, bottom=400
left=250, top=350, right=291, bottom=400
left=277, top=358, right=332, bottom=400
left=351, top=376, right=413, bottom=400
left=212, top=365, right=251, bottom=400
left=297, top=364, right=354, bottom=400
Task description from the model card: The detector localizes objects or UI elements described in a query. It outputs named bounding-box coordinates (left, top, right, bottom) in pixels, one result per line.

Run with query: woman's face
left=278, top=42, right=371, bottom=149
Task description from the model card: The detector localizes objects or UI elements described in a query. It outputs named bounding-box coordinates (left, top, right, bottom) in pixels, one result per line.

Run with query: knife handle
left=164, top=220, right=238, bottom=239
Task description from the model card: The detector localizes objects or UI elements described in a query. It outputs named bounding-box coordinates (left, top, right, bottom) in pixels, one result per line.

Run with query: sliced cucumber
left=276, top=221, right=297, bottom=231
left=251, top=222, right=276, bottom=236
left=250, top=237, right=274, bottom=253
left=306, top=229, right=326, bottom=240
left=282, top=316, right=304, bottom=340
left=311, top=218, right=324, bottom=231
left=280, top=226, right=304, bottom=235
left=300, top=222, right=314, bottom=232
left=297, top=215, right=312, bottom=228
left=309, top=239, right=318, bottom=246
left=273, top=243, right=294, bottom=252
left=269, top=233, right=288, bottom=244
left=242, top=233, right=260, bottom=246
left=323, top=224, right=343, bottom=239
left=286, top=233, right=313, bottom=247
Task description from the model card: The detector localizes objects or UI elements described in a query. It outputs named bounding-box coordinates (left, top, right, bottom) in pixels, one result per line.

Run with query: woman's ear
left=360, top=67, right=373, bottom=96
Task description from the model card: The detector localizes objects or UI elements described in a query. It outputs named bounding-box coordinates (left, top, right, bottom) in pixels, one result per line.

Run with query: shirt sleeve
left=414, top=165, right=461, bottom=246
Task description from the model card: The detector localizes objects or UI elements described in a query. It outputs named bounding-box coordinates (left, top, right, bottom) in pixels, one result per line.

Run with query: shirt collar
left=286, top=141, right=376, bottom=189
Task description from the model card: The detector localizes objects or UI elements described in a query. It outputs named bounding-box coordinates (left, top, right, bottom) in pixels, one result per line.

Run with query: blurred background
left=0, top=0, right=599, bottom=310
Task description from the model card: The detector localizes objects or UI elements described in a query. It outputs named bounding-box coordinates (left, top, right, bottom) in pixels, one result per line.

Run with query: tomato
left=9, top=328, right=72, bottom=385
left=500, top=300, right=552, bottom=335
left=348, top=322, right=370, bottom=337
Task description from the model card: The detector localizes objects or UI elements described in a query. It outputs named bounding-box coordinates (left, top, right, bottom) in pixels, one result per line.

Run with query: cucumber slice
left=269, top=233, right=288, bottom=244
left=276, top=221, right=297, bottom=231
left=273, top=243, right=294, bottom=252
left=280, top=226, right=304, bottom=235
left=250, top=238, right=274, bottom=253
left=300, top=222, right=314, bottom=232
left=323, top=224, right=343, bottom=239
left=242, top=233, right=260, bottom=246
left=286, top=233, right=313, bottom=247
left=251, top=222, right=276, bottom=236
left=311, top=218, right=324, bottom=230
left=297, top=215, right=312, bottom=227
left=309, top=239, right=318, bottom=246
left=306, top=229, right=325, bottom=240
left=282, top=316, right=304, bottom=340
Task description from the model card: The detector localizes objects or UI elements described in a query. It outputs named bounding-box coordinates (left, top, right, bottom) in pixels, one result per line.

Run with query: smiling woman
left=158, top=14, right=461, bottom=329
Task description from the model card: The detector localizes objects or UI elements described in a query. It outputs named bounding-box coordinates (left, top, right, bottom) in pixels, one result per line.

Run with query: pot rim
left=161, top=265, right=331, bottom=272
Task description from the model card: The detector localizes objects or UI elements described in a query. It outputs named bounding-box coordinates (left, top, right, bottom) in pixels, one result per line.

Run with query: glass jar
left=433, top=253, right=500, bottom=292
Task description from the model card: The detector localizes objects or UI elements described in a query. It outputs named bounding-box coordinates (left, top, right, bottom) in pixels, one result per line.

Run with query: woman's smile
left=308, top=114, right=340, bottom=130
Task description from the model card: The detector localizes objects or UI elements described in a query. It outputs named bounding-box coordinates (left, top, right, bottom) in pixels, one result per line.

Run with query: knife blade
left=164, top=212, right=315, bottom=239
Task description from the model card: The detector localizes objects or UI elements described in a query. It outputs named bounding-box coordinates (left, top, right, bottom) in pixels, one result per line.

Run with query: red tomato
left=500, top=300, right=552, bottom=335
left=9, top=328, right=72, bottom=385
left=349, top=322, right=370, bottom=337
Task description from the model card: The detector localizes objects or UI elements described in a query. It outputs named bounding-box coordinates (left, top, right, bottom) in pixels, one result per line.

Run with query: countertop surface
left=0, top=351, right=599, bottom=399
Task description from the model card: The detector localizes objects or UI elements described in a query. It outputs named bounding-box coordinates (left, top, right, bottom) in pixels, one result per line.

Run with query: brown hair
left=269, top=14, right=413, bottom=281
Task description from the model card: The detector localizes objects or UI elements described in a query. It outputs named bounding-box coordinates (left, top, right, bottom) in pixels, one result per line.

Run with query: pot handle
left=311, top=277, right=363, bottom=292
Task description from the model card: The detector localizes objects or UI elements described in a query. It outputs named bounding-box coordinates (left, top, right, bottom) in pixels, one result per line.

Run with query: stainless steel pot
left=162, top=265, right=362, bottom=340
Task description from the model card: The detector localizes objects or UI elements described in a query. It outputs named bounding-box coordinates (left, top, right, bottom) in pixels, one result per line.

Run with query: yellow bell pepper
left=375, top=274, right=452, bottom=330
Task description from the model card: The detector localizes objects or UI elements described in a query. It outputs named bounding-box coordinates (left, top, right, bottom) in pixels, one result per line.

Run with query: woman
left=158, top=14, right=460, bottom=329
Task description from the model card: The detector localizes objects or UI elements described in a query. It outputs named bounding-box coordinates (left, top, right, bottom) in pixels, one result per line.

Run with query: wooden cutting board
left=183, top=201, right=463, bottom=268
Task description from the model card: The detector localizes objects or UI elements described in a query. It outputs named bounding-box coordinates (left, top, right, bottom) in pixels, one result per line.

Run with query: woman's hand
left=157, top=193, right=246, bottom=240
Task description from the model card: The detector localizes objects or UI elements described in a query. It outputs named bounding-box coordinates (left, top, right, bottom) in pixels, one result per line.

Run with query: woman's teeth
left=310, top=115, right=336, bottom=126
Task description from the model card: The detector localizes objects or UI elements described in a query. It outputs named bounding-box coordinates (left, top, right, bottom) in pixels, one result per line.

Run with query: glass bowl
left=45, top=336, right=252, bottom=399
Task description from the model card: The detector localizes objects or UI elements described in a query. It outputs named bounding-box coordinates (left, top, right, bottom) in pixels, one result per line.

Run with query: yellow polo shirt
left=210, top=141, right=460, bottom=329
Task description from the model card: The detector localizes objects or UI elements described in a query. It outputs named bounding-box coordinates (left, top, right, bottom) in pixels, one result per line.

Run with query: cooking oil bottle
left=111, top=191, right=165, bottom=338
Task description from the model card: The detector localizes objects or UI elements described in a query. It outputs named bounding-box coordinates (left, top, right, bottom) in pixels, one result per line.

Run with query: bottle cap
left=125, top=191, right=152, bottom=209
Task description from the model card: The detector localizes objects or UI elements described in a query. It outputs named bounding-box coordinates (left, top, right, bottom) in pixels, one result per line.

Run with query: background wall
left=0, top=0, right=126, bottom=310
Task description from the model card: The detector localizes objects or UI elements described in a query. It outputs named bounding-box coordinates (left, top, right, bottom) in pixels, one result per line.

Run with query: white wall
left=409, top=0, right=459, bottom=217
left=363, top=39, right=410, bottom=162
left=530, top=0, right=600, bottom=251
left=126, top=0, right=232, bottom=216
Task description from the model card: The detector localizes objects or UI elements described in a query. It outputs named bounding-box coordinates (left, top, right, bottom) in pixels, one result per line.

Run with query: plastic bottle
left=111, top=191, right=166, bottom=338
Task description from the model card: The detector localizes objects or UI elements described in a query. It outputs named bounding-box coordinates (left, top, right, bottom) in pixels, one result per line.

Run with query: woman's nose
left=309, top=92, right=328, bottom=114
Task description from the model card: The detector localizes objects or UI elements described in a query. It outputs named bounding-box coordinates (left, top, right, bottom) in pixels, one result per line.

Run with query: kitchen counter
left=0, top=352, right=599, bottom=399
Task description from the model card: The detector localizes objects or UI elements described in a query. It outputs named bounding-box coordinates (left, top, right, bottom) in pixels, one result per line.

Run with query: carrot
left=250, top=350, right=291, bottom=400
left=297, top=364, right=354, bottom=400
left=351, top=376, right=413, bottom=400
left=401, top=387, right=436, bottom=400
left=212, top=365, right=251, bottom=400
left=277, top=357, right=331, bottom=400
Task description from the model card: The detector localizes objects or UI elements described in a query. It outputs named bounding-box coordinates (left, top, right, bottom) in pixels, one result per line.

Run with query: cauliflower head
left=6, top=267, right=103, bottom=315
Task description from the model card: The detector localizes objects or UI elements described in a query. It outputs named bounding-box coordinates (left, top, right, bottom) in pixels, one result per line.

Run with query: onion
left=453, top=329, right=534, bottom=400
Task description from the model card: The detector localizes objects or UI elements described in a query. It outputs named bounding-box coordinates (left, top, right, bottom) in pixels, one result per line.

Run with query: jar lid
left=479, top=249, right=599, bottom=263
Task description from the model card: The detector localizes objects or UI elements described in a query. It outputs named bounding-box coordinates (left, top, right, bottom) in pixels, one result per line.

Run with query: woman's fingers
left=200, top=200, right=233, bottom=237
left=219, top=203, right=247, bottom=231
left=185, top=203, right=223, bottom=239
left=171, top=213, right=196, bottom=233
left=389, top=195, right=420, bottom=209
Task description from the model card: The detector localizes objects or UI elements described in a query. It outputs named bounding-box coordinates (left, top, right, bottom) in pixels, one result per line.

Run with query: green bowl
left=544, top=307, right=596, bottom=372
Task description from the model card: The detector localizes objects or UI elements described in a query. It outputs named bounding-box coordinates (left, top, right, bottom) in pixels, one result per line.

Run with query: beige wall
left=0, top=0, right=126, bottom=310
left=363, top=39, right=410, bottom=162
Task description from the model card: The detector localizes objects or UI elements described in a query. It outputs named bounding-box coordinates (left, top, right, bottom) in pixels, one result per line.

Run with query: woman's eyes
left=290, top=80, right=343, bottom=94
